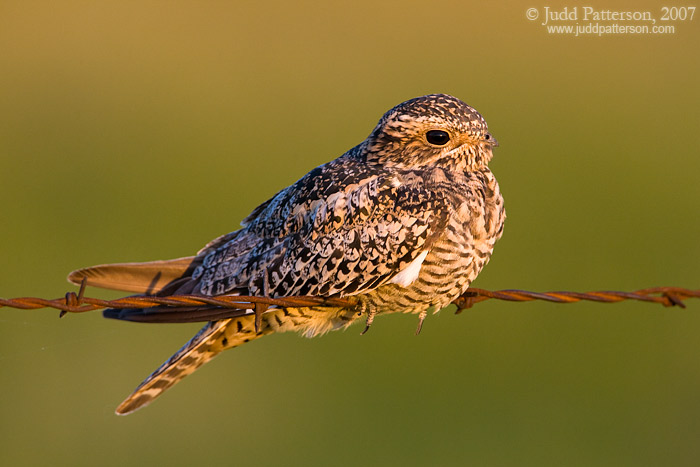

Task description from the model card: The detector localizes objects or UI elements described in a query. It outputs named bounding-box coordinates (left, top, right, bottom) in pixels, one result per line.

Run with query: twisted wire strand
left=1, top=285, right=697, bottom=321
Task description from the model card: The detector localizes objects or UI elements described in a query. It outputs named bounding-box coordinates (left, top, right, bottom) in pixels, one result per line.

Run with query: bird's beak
left=486, top=133, right=499, bottom=148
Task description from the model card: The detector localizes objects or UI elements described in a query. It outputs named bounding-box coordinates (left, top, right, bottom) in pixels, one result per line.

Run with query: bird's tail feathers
left=116, top=315, right=269, bottom=415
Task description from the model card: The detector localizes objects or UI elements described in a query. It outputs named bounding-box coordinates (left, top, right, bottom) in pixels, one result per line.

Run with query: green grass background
left=1, top=1, right=699, bottom=465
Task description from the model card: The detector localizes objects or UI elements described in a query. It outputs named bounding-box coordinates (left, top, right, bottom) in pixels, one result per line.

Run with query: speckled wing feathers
left=187, top=155, right=450, bottom=300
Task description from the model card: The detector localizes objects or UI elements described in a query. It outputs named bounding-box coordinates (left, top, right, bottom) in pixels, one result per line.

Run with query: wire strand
left=1, top=285, right=697, bottom=321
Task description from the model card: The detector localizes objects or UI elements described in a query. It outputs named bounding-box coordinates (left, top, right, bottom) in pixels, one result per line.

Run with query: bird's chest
left=436, top=172, right=503, bottom=253
left=454, top=186, right=504, bottom=249
left=364, top=177, right=502, bottom=314
left=415, top=176, right=504, bottom=296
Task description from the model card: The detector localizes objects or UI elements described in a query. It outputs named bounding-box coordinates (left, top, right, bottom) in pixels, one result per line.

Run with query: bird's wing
left=190, top=174, right=450, bottom=298
left=65, top=191, right=281, bottom=295
left=67, top=257, right=195, bottom=293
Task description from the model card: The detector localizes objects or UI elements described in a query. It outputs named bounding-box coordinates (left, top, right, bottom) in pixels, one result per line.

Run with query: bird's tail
left=115, top=315, right=270, bottom=415
left=67, top=259, right=355, bottom=414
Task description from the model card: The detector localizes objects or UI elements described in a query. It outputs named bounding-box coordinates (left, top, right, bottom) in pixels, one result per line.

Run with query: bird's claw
left=360, top=309, right=376, bottom=335
left=415, top=309, right=427, bottom=335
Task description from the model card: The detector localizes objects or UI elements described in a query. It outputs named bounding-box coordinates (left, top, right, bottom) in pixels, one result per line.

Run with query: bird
left=68, top=93, right=505, bottom=415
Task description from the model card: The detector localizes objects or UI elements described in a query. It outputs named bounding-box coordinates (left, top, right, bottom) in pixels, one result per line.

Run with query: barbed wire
left=452, top=287, right=697, bottom=313
left=1, top=284, right=697, bottom=323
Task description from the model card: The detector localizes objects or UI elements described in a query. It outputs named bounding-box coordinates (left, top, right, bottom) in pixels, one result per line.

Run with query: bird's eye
left=426, top=130, right=450, bottom=146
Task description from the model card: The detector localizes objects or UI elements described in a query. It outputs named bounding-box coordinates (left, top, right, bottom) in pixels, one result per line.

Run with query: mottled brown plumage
left=68, top=94, right=505, bottom=414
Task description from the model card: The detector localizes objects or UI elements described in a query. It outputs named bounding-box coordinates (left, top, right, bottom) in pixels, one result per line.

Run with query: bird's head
left=364, top=94, right=496, bottom=172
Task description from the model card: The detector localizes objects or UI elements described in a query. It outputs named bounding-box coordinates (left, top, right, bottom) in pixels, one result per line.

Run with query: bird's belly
left=360, top=226, right=494, bottom=315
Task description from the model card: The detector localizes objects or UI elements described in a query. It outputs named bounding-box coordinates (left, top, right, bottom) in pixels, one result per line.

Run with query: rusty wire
left=1, top=284, right=697, bottom=322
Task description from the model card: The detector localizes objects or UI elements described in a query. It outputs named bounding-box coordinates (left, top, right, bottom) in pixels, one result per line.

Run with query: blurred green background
left=1, top=1, right=698, bottom=466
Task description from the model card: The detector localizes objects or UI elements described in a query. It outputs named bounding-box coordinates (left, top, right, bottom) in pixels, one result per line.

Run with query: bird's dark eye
left=426, top=130, right=450, bottom=146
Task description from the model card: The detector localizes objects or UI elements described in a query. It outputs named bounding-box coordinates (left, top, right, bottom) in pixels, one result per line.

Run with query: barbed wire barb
left=1, top=286, right=697, bottom=322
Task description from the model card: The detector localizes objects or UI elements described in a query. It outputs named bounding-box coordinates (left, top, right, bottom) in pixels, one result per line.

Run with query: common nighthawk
left=68, top=94, right=505, bottom=415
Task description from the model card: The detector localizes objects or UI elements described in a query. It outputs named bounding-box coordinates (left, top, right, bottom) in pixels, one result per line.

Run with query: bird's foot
left=415, top=309, right=427, bottom=335
left=360, top=308, right=376, bottom=335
